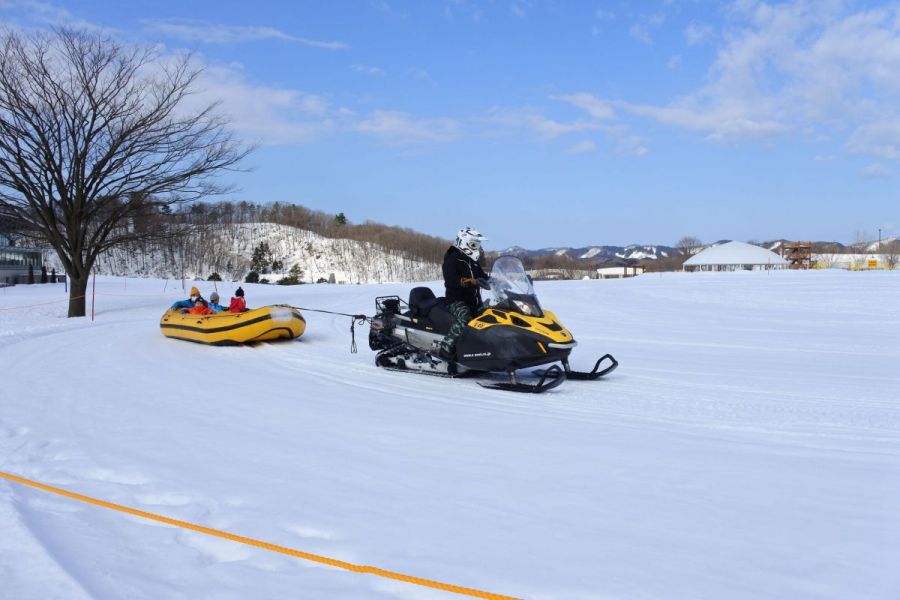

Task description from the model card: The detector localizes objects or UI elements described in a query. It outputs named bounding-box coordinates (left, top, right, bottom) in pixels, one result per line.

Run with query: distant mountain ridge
left=499, top=237, right=893, bottom=269
left=499, top=244, right=681, bottom=265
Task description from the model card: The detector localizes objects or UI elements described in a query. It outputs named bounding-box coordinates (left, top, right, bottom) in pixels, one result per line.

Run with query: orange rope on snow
left=0, top=471, right=520, bottom=600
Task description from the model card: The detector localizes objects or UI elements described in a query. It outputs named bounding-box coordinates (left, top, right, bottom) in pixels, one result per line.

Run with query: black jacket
left=443, top=246, right=488, bottom=310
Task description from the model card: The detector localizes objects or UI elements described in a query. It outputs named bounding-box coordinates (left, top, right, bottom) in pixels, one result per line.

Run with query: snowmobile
left=368, top=255, right=617, bottom=393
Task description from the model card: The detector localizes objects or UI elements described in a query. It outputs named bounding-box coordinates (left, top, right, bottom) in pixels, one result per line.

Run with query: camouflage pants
left=440, top=301, right=473, bottom=353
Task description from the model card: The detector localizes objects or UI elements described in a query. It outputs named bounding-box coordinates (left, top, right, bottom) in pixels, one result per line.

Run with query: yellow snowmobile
left=368, top=255, right=617, bottom=393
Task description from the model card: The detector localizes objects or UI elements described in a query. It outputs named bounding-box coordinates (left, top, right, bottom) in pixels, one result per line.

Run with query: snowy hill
left=2, top=271, right=899, bottom=598
left=44, top=223, right=441, bottom=284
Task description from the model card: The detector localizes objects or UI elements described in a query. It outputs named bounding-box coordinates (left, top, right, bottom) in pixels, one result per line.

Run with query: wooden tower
left=782, top=241, right=812, bottom=269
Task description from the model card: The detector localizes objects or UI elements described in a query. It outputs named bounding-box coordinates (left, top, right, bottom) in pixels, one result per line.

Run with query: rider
left=438, top=227, right=488, bottom=360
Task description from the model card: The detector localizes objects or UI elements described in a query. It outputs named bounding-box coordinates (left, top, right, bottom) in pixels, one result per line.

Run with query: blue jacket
left=171, top=298, right=201, bottom=309
left=208, top=302, right=227, bottom=313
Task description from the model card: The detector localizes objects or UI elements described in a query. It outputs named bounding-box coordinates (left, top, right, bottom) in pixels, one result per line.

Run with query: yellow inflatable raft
left=160, top=305, right=306, bottom=345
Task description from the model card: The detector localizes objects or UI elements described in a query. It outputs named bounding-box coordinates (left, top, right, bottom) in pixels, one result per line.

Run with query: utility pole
left=878, top=228, right=882, bottom=252
left=181, top=238, right=185, bottom=292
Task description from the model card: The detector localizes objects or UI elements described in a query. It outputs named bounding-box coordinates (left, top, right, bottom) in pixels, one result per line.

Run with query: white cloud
left=0, top=0, right=111, bottom=32
left=443, top=0, right=483, bottom=23
left=667, top=55, right=682, bottom=69
left=356, top=110, right=461, bottom=144
left=617, top=135, right=649, bottom=157
left=488, top=107, right=604, bottom=139
left=862, top=162, right=891, bottom=178
left=143, top=19, right=348, bottom=49
left=575, top=1, right=900, bottom=158
left=351, top=64, right=385, bottom=77
left=629, top=12, right=665, bottom=45
left=814, top=154, right=835, bottom=161
left=408, top=67, right=437, bottom=86
left=194, top=66, right=461, bottom=147
left=559, top=92, right=785, bottom=142
left=685, top=21, right=713, bottom=45
left=188, top=63, right=339, bottom=145
left=629, top=23, right=654, bottom=45
left=569, top=140, right=596, bottom=154
left=510, top=0, right=532, bottom=18
left=555, top=93, right=615, bottom=120
left=847, top=120, right=900, bottom=160
left=486, top=103, right=650, bottom=159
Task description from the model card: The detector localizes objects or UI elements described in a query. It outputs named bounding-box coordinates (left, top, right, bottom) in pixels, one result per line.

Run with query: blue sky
left=1, top=0, right=899, bottom=249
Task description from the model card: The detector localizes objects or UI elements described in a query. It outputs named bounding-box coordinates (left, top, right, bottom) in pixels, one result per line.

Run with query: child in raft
left=171, top=286, right=203, bottom=310
left=184, top=298, right=214, bottom=315
left=208, top=292, right=227, bottom=313
left=229, top=287, right=247, bottom=313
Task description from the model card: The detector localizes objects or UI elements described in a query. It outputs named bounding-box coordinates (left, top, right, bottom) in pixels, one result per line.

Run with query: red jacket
left=229, top=297, right=247, bottom=312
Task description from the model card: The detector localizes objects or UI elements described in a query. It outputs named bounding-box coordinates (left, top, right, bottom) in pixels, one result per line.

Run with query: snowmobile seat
left=408, top=286, right=443, bottom=317
left=423, top=303, right=453, bottom=335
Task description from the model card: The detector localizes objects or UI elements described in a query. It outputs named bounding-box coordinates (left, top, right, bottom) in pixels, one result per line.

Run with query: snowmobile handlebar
left=476, top=277, right=491, bottom=290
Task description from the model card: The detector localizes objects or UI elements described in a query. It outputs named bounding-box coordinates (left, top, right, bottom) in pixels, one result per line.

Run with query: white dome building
left=683, top=241, right=789, bottom=272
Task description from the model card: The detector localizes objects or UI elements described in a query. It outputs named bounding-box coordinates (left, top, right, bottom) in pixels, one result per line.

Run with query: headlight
left=513, top=300, right=533, bottom=315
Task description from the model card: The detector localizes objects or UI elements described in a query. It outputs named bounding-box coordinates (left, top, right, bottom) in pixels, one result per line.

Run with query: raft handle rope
left=0, top=294, right=87, bottom=311
left=289, top=306, right=369, bottom=353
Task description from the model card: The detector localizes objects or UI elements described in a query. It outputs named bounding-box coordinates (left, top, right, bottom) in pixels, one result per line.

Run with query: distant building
left=328, top=271, right=350, bottom=284
left=813, top=253, right=893, bottom=270
left=683, top=241, right=788, bottom=272
left=596, top=265, right=645, bottom=279
left=527, top=268, right=597, bottom=280
left=0, top=233, right=44, bottom=284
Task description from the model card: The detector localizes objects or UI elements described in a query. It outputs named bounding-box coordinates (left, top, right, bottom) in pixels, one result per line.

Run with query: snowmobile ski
left=478, top=365, right=565, bottom=394
left=535, top=355, right=619, bottom=381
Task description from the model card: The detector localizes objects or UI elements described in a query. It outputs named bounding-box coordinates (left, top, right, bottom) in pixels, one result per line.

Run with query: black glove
left=476, top=277, right=491, bottom=290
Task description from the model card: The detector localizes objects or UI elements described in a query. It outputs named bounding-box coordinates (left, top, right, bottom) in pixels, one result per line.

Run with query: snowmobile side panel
left=455, top=325, right=573, bottom=372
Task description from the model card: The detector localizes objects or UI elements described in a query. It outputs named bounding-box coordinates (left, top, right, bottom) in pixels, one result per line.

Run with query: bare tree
left=884, top=240, right=900, bottom=270
left=675, top=236, right=703, bottom=256
left=814, top=243, right=843, bottom=269
left=852, top=230, right=873, bottom=252
left=0, top=28, right=250, bottom=316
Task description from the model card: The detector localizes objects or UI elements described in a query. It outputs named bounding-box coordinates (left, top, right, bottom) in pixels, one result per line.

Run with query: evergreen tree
left=27, top=265, right=34, bottom=284
left=334, top=212, right=347, bottom=226
left=244, top=271, right=260, bottom=283
left=208, top=272, right=222, bottom=281
left=40, top=265, right=47, bottom=283
left=50, top=268, right=56, bottom=283
left=250, top=242, right=272, bottom=273
left=277, top=263, right=304, bottom=285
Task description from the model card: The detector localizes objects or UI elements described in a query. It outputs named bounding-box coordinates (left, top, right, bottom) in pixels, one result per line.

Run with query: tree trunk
left=68, top=273, right=89, bottom=318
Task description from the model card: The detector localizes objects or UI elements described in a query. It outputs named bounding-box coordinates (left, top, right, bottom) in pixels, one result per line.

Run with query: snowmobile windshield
left=488, top=255, right=543, bottom=317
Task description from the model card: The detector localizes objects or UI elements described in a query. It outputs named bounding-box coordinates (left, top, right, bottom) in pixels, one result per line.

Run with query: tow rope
left=289, top=306, right=369, bottom=353
left=0, top=470, right=519, bottom=600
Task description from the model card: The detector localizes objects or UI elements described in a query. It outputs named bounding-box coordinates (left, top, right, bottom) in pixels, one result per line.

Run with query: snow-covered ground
left=1, top=270, right=898, bottom=599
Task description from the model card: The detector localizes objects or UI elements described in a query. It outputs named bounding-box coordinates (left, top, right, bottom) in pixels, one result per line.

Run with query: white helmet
left=454, top=227, right=487, bottom=259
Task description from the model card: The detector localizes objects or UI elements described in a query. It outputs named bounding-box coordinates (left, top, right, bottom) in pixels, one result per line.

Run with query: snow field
left=1, top=270, right=898, bottom=599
